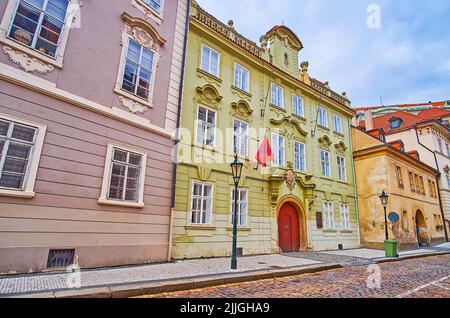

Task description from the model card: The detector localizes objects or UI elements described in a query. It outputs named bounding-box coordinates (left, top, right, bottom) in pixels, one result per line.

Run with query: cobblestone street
left=146, top=255, right=450, bottom=298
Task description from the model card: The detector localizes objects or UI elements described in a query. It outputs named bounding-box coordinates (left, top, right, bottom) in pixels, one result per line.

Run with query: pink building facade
left=0, top=0, right=189, bottom=274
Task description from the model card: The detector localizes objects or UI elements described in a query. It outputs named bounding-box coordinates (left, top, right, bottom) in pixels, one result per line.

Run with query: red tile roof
left=418, top=108, right=450, bottom=120
left=354, top=101, right=447, bottom=112
left=358, top=111, right=426, bottom=133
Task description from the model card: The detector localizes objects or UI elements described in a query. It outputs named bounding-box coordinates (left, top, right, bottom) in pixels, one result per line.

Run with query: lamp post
left=379, top=190, right=389, bottom=241
left=230, top=153, right=243, bottom=270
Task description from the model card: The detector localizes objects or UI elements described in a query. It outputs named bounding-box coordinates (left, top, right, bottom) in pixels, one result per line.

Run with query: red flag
left=256, top=136, right=273, bottom=167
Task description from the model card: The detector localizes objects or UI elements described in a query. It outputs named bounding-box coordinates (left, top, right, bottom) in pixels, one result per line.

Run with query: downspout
left=169, top=0, right=191, bottom=261
left=415, top=128, right=449, bottom=242
left=349, top=124, right=360, bottom=248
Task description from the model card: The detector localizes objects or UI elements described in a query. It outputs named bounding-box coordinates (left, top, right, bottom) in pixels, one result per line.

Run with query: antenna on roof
left=380, top=96, right=384, bottom=107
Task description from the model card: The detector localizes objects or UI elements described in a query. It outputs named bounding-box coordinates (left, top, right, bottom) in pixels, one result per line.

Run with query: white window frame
left=190, top=181, right=213, bottom=225
left=196, top=105, right=217, bottom=148
left=234, top=63, right=250, bottom=92
left=233, top=119, right=248, bottom=157
left=318, top=107, right=328, bottom=128
left=321, top=150, right=331, bottom=178
left=230, top=187, right=248, bottom=227
left=133, top=0, right=165, bottom=24
left=272, top=133, right=285, bottom=167
left=0, top=0, right=80, bottom=68
left=340, top=204, right=350, bottom=230
left=333, top=114, right=344, bottom=134
left=294, top=141, right=306, bottom=172
left=292, top=94, right=304, bottom=117
left=323, top=201, right=334, bottom=229
left=0, top=113, right=46, bottom=198
left=201, top=44, right=220, bottom=77
left=337, top=155, right=347, bottom=182
left=271, top=83, right=284, bottom=108
left=99, top=143, right=147, bottom=208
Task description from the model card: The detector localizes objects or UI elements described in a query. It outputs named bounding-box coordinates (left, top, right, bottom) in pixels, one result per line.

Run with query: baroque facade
left=0, top=0, right=189, bottom=273
left=171, top=1, right=360, bottom=260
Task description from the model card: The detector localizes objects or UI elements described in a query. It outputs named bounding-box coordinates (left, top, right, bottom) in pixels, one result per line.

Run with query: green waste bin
left=384, top=240, right=398, bottom=258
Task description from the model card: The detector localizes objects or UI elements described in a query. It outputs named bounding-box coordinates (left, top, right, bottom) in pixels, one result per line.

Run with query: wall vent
left=47, top=249, right=75, bottom=269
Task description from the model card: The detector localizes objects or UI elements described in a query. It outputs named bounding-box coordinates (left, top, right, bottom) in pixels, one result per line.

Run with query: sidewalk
left=1, top=244, right=449, bottom=298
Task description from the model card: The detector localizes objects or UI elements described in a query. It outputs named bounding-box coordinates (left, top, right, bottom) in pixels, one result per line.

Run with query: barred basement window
left=47, top=249, right=75, bottom=269
left=7, top=0, right=70, bottom=58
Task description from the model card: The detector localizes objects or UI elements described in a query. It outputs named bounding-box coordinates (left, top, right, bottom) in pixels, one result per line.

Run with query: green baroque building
left=171, top=0, right=360, bottom=259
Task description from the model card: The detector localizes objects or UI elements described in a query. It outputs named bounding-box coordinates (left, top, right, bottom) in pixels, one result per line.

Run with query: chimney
left=364, top=110, right=374, bottom=131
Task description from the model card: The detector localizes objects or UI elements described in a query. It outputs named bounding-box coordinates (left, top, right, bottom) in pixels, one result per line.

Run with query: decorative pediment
left=231, top=100, right=253, bottom=120
left=3, top=46, right=54, bottom=74
left=335, top=141, right=348, bottom=154
left=318, top=135, right=332, bottom=148
left=195, top=84, right=223, bottom=108
left=121, top=12, right=166, bottom=51
left=266, top=25, right=303, bottom=51
left=270, top=115, right=308, bottom=137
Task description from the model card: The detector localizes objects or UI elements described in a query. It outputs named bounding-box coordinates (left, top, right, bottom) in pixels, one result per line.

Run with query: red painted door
left=278, top=203, right=300, bottom=253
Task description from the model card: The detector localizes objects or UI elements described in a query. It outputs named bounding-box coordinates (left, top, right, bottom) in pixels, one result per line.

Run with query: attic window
left=284, top=53, right=289, bottom=66
left=390, top=118, right=403, bottom=129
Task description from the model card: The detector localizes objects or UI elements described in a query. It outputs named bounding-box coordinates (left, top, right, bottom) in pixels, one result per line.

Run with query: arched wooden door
left=415, top=210, right=427, bottom=246
left=278, top=202, right=300, bottom=253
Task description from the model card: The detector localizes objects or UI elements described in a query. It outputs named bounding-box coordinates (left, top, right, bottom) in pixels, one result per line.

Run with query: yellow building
left=352, top=127, right=446, bottom=249
left=171, top=1, right=360, bottom=260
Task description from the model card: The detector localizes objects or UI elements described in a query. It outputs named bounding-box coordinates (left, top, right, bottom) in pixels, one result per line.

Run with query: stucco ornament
left=3, top=46, right=54, bottom=74
left=335, top=141, right=348, bottom=155
left=318, top=135, right=333, bottom=148
left=119, top=96, right=149, bottom=114
left=270, top=115, right=308, bottom=137
left=231, top=100, right=253, bottom=121
left=285, top=164, right=297, bottom=192
left=122, top=12, right=166, bottom=51
left=195, top=85, right=223, bottom=108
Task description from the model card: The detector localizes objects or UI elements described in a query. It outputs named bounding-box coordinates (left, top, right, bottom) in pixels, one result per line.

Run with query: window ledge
left=98, top=198, right=144, bottom=208
left=197, top=68, right=222, bottom=83
left=269, top=103, right=287, bottom=112
left=333, top=131, right=345, bottom=138
left=291, top=113, right=307, bottom=122
left=114, top=88, right=154, bottom=109
left=317, top=125, right=330, bottom=131
left=340, top=229, right=353, bottom=234
left=0, top=37, right=63, bottom=69
left=323, top=229, right=337, bottom=233
left=0, top=189, right=35, bottom=199
left=185, top=225, right=216, bottom=231
left=227, top=227, right=252, bottom=232
left=231, top=85, right=252, bottom=98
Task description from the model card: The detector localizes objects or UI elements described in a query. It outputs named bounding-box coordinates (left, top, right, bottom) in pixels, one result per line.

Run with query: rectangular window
left=271, top=83, right=284, bottom=108
left=294, top=141, right=306, bottom=172
left=231, top=188, right=248, bottom=227
left=438, top=138, right=443, bottom=153
left=196, top=106, right=216, bottom=146
left=402, top=211, right=408, bottom=231
left=234, top=64, right=249, bottom=92
left=337, top=155, right=346, bottom=181
left=414, top=174, right=420, bottom=193
left=409, top=172, right=415, bottom=192
left=321, top=150, right=331, bottom=177
left=419, top=176, right=425, bottom=195
left=323, top=202, right=334, bottom=229
left=293, top=95, right=304, bottom=117
left=333, top=114, right=343, bottom=134
left=272, top=134, right=285, bottom=166
left=121, top=39, right=155, bottom=100
left=8, top=0, right=70, bottom=58
left=340, top=204, right=350, bottom=230
left=233, top=120, right=248, bottom=157
left=0, top=119, right=37, bottom=190
left=191, top=182, right=213, bottom=225
left=143, top=0, right=162, bottom=13
left=201, top=45, right=219, bottom=77
left=107, top=148, right=144, bottom=203
left=446, top=144, right=450, bottom=157
left=447, top=175, right=450, bottom=189
left=396, top=166, right=404, bottom=188
left=318, top=107, right=328, bottom=128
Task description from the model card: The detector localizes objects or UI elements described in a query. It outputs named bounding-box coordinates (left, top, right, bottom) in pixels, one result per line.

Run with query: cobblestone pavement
left=147, top=255, right=450, bottom=298
left=284, top=252, right=375, bottom=267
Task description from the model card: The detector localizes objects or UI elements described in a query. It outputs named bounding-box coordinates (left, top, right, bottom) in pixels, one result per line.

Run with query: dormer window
left=7, top=0, right=70, bottom=58
left=390, top=117, right=403, bottom=129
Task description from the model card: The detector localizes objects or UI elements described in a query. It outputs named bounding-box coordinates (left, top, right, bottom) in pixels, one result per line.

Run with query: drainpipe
left=169, top=0, right=191, bottom=261
left=415, top=128, right=449, bottom=242
left=349, top=124, right=360, bottom=248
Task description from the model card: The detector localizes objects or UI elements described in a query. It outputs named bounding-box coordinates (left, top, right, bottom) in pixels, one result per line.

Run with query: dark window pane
left=0, top=121, right=9, bottom=136
left=136, top=87, right=149, bottom=99
left=129, top=154, right=142, bottom=166
left=125, top=189, right=137, bottom=201
left=6, top=143, right=32, bottom=159
left=35, top=38, right=57, bottom=56
left=0, top=173, right=24, bottom=189
left=12, top=125, right=35, bottom=142
left=113, top=150, right=127, bottom=163
left=45, top=0, right=68, bottom=21
left=9, top=25, right=33, bottom=46
left=127, top=167, right=140, bottom=179
left=3, top=158, right=28, bottom=174
left=108, top=187, right=123, bottom=200
left=111, top=163, right=126, bottom=176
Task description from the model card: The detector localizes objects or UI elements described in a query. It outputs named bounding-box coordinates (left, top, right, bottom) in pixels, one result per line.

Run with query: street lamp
left=230, top=153, right=243, bottom=270
left=379, top=190, right=389, bottom=241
